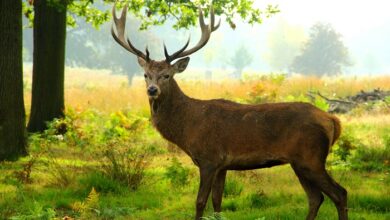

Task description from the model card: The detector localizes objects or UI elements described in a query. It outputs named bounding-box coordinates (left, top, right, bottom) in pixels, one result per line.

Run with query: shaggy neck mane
left=149, top=79, right=192, bottom=147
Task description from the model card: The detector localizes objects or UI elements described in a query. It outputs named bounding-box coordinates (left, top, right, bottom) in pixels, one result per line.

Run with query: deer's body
left=151, top=79, right=339, bottom=172
left=111, top=4, right=348, bottom=220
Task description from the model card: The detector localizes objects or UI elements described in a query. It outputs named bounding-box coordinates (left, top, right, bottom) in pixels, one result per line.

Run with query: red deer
left=111, top=4, right=348, bottom=220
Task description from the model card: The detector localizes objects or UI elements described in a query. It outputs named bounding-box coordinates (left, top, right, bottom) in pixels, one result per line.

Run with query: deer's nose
left=147, top=86, right=158, bottom=96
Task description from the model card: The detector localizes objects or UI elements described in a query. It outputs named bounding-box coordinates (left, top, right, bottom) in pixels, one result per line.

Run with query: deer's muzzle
left=147, top=85, right=160, bottom=98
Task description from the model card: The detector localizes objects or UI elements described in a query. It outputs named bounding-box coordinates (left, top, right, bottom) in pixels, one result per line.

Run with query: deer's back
left=183, top=99, right=336, bottom=168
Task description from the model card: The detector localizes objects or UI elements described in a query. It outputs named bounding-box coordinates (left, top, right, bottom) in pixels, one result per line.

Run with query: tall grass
left=6, top=67, right=388, bottom=219
left=23, top=67, right=390, bottom=113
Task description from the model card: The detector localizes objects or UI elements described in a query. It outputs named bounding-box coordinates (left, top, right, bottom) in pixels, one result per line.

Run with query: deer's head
left=111, top=3, right=220, bottom=100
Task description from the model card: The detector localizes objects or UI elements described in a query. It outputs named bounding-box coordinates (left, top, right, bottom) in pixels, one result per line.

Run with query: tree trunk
left=0, top=0, right=27, bottom=160
left=27, top=0, right=67, bottom=132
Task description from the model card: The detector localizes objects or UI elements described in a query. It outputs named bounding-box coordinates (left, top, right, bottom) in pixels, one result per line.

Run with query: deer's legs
left=292, top=165, right=324, bottom=220
left=297, top=165, right=348, bottom=220
left=312, top=170, right=348, bottom=220
left=211, top=169, right=227, bottom=212
left=195, top=166, right=217, bottom=220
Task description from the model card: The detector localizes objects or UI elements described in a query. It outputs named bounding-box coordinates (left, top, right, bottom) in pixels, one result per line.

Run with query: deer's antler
left=164, top=6, right=221, bottom=63
left=111, top=3, right=150, bottom=61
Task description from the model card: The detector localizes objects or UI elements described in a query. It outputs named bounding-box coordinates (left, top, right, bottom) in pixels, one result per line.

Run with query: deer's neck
left=149, top=79, right=192, bottom=146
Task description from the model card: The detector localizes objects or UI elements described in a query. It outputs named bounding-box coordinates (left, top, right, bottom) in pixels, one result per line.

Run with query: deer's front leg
left=212, top=169, right=227, bottom=212
left=195, top=166, right=218, bottom=220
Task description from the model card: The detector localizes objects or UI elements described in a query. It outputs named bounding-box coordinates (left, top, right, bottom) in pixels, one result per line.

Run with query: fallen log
left=308, top=91, right=357, bottom=113
left=347, top=88, right=390, bottom=103
left=307, top=89, right=389, bottom=114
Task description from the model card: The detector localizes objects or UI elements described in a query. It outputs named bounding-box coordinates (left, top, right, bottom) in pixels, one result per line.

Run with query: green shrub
left=383, top=133, right=390, bottom=148
left=13, top=156, right=36, bottom=184
left=100, top=207, right=135, bottom=219
left=165, top=157, right=190, bottom=187
left=333, top=130, right=358, bottom=162
left=350, top=194, right=390, bottom=213
left=247, top=83, right=279, bottom=104
left=313, top=97, right=329, bottom=111
left=79, top=172, right=123, bottom=194
left=33, top=109, right=151, bottom=152
left=333, top=130, right=390, bottom=172
left=202, top=212, right=228, bottom=220
left=102, top=112, right=147, bottom=142
left=248, top=191, right=267, bottom=208
left=10, top=202, right=56, bottom=220
left=42, top=157, right=76, bottom=188
left=45, top=109, right=88, bottom=148
left=223, top=177, right=243, bottom=197
left=222, top=199, right=238, bottom=211
left=349, top=145, right=390, bottom=172
left=100, top=142, right=149, bottom=191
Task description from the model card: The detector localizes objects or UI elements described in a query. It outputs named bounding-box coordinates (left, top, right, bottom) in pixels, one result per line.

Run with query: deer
left=111, top=3, right=348, bottom=220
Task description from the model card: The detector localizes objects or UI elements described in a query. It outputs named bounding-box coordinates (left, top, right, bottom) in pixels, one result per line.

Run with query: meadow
left=1, top=67, right=389, bottom=220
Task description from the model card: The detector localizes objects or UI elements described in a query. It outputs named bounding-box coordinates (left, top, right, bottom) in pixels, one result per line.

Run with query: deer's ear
left=138, top=57, right=147, bottom=68
left=172, top=57, right=190, bottom=73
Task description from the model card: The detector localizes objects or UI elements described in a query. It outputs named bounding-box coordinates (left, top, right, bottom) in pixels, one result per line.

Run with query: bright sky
left=256, top=0, right=390, bottom=38
left=122, top=0, right=390, bottom=74
left=245, top=0, right=390, bottom=74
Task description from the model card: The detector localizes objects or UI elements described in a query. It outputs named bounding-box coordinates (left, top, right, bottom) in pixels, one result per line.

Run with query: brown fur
left=331, top=116, right=342, bottom=145
left=147, top=77, right=348, bottom=220
left=111, top=4, right=347, bottom=218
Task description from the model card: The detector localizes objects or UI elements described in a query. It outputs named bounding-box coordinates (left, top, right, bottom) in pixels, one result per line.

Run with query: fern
left=86, top=187, right=99, bottom=209
left=71, top=187, right=100, bottom=219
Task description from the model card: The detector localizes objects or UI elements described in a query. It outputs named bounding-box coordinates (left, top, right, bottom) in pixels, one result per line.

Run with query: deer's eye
left=163, top=75, right=170, bottom=79
left=144, top=74, right=148, bottom=79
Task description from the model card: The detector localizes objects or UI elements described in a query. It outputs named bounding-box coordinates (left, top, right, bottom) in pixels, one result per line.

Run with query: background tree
left=229, top=45, right=253, bottom=79
left=25, top=0, right=279, bottom=132
left=27, top=0, right=68, bottom=132
left=290, top=22, right=352, bottom=76
left=264, top=19, right=305, bottom=72
left=0, top=0, right=27, bottom=160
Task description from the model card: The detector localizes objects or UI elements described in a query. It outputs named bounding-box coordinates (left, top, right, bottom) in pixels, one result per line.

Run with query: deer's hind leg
left=292, top=164, right=324, bottom=220
left=311, top=169, right=348, bottom=220
left=293, top=125, right=348, bottom=219
left=293, top=162, right=348, bottom=220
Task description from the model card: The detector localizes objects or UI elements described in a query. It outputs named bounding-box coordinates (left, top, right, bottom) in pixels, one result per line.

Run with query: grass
left=1, top=163, right=388, bottom=219
left=1, top=67, right=389, bottom=219
left=23, top=66, right=390, bottom=113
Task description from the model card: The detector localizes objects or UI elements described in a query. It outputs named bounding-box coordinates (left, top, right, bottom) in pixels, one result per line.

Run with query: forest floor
left=1, top=69, right=389, bottom=220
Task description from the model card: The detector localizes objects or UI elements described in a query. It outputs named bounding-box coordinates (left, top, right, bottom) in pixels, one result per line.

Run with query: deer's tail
left=330, top=116, right=342, bottom=146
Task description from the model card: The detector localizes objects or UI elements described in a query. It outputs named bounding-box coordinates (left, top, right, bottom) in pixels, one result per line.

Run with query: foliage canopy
left=23, top=0, right=279, bottom=30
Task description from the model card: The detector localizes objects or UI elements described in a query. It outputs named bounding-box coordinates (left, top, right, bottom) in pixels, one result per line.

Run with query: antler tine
left=198, top=7, right=207, bottom=30
left=111, top=4, right=131, bottom=50
left=164, top=5, right=220, bottom=63
left=126, top=38, right=150, bottom=61
left=145, top=46, right=150, bottom=60
left=210, top=5, right=221, bottom=31
left=212, top=19, right=221, bottom=31
left=210, top=6, right=215, bottom=28
left=164, top=43, right=169, bottom=60
left=164, top=37, right=191, bottom=63
left=111, top=2, right=149, bottom=61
